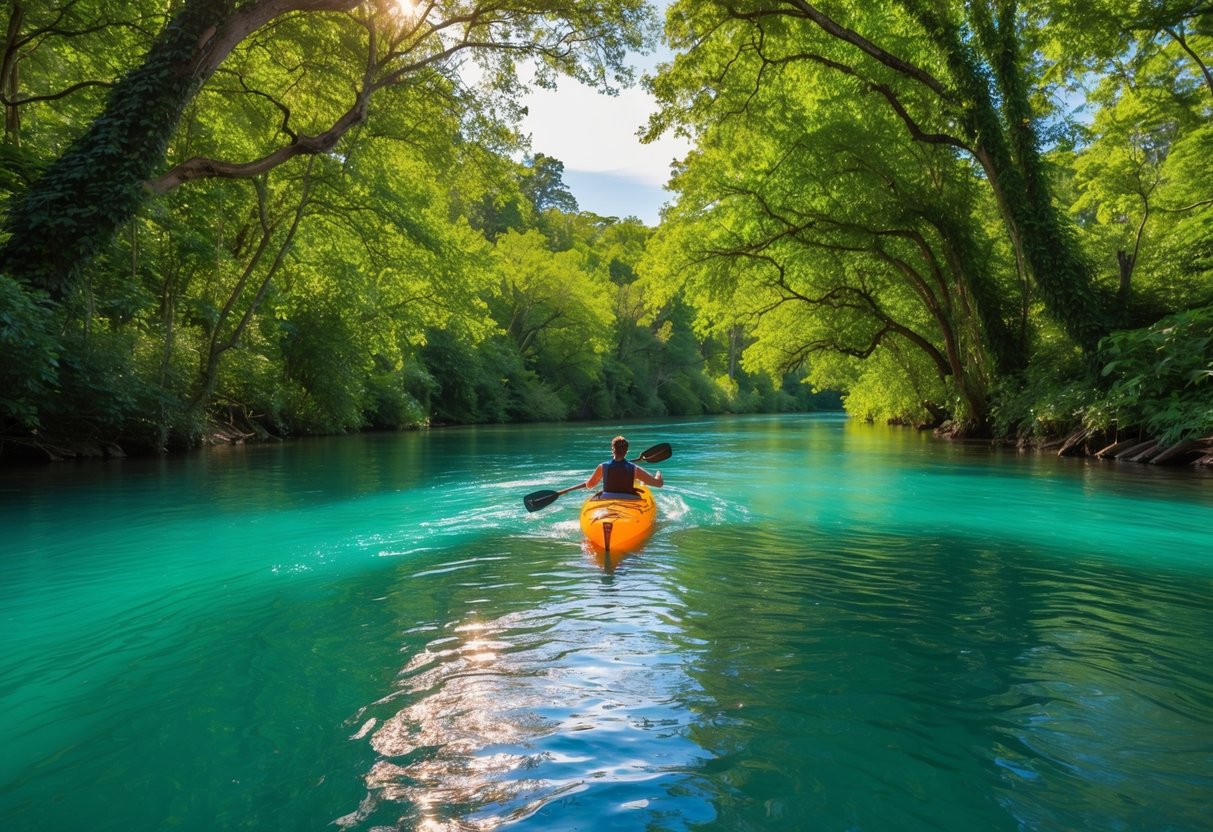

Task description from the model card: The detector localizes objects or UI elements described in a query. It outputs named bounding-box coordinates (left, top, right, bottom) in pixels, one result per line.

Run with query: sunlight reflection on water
left=337, top=574, right=712, bottom=831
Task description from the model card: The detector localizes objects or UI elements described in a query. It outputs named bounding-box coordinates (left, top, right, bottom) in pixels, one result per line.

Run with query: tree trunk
left=186, top=165, right=313, bottom=417
left=2, top=3, right=23, bottom=145
left=729, top=324, right=740, bottom=381
left=0, top=0, right=360, bottom=299
left=0, top=0, right=239, bottom=297
left=1117, top=248, right=1134, bottom=302
left=965, top=101, right=1108, bottom=352
left=910, top=1, right=1110, bottom=351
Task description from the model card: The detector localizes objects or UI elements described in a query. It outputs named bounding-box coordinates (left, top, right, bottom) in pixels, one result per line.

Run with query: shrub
left=1086, top=306, right=1213, bottom=444
left=0, top=276, right=60, bottom=430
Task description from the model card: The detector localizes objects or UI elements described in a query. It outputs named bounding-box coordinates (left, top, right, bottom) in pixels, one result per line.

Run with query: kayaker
left=584, top=435, right=664, bottom=498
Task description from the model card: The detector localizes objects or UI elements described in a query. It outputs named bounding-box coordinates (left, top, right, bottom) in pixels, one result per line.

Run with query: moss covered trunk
left=0, top=0, right=244, bottom=298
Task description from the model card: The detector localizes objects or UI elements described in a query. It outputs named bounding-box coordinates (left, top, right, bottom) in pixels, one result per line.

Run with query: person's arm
left=585, top=464, right=604, bottom=490
left=634, top=465, right=663, bottom=488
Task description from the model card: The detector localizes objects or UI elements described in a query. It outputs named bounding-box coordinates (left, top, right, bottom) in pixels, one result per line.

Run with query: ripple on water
left=335, top=544, right=716, bottom=831
left=652, top=523, right=1213, bottom=831
left=5, top=418, right=1213, bottom=832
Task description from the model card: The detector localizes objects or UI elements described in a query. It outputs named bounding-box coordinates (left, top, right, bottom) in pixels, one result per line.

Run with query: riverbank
left=1042, top=429, right=1213, bottom=467
left=7, top=413, right=1213, bottom=473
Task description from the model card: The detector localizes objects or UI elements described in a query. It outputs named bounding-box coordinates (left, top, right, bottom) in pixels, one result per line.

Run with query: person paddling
left=585, top=435, right=663, bottom=498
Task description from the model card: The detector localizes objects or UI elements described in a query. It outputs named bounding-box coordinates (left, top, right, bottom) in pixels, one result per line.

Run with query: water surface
left=2, top=415, right=1211, bottom=830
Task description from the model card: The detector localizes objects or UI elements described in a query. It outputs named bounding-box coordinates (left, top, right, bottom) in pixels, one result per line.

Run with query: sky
left=518, top=10, right=689, bottom=226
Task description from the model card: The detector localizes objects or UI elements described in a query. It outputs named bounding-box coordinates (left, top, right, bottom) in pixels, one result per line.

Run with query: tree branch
left=1157, top=198, right=1213, bottom=213
left=1164, top=25, right=1213, bottom=99
left=755, top=47, right=969, bottom=151
left=148, top=85, right=370, bottom=193
left=186, top=0, right=364, bottom=84
left=147, top=0, right=634, bottom=194
left=727, top=0, right=954, bottom=99
left=0, top=78, right=112, bottom=105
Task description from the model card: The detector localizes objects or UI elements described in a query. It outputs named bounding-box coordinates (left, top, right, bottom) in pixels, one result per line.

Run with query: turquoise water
left=2, top=415, right=1212, bottom=831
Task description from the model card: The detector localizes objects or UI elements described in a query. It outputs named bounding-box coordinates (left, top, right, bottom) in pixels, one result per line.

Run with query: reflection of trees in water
left=334, top=603, right=706, bottom=831
left=667, top=526, right=1213, bottom=831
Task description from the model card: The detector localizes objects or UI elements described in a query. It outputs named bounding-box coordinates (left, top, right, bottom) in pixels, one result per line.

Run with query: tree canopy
left=0, top=0, right=1209, bottom=463
left=640, top=0, right=1211, bottom=452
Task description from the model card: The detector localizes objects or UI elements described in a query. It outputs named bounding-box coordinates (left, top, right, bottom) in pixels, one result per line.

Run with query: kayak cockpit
left=590, top=490, right=642, bottom=501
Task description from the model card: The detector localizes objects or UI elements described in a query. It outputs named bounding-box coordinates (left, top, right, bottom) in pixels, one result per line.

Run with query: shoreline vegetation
left=5, top=410, right=1211, bottom=471
left=1, top=2, right=1210, bottom=472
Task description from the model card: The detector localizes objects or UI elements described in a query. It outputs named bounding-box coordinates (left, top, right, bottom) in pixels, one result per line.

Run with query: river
left=2, top=414, right=1211, bottom=830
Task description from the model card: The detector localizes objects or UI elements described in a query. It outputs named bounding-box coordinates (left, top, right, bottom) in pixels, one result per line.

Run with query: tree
left=521, top=153, right=578, bottom=214
left=489, top=228, right=611, bottom=379
left=1065, top=14, right=1213, bottom=321
left=647, top=0, right=1111, bottom=351
left=0, top=0, right=655, bottom=299
left=642, top=18, right=1029, bottom=429
left=1, top=0, right=160, bottom=148
left=1037, top=0, right=1213, bottom=103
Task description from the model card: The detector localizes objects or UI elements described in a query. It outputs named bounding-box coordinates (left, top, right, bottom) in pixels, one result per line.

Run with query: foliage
left=639, top=0, right=1210, bottom=445
left=648, top=0, right=1111, bottom=352
left=0, top=274, right=59, bottom=430
left=992, top=308, right=1213, bottom=446
left=988, top=336, right=1096, bottom=440
left=3, top=0, right=1208, bottom=457
left=1067, top=30, right=1213, bottom=325
left=1086, top=306, right=1213, bottom=444
left=521, top=154, right=579, bottom=214
left=641, top=24, right=1014, bottom=432
left=0, top=0, right=657, bottom=298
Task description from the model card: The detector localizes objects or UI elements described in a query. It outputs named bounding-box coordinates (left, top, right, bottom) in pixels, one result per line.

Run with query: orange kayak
left=579, top=486, right=657, bottom=553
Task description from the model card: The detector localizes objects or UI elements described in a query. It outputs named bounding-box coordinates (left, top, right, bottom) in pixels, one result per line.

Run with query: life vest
left=602, top=459, right=636, bottom=494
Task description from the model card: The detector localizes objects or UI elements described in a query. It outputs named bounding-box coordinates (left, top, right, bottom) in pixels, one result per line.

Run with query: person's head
left=611, top=435, right=628, bottom=459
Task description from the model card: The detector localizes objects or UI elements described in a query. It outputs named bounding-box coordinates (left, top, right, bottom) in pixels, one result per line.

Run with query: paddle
left=523, top=442, right=672, bottom=513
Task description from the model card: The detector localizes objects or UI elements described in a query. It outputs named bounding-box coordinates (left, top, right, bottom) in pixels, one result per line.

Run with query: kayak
left=579, top=486, right=657, bottom=554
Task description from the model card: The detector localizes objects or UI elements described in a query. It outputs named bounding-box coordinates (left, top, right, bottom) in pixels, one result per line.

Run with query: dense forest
left=0, top=0, right=1210, bottom=465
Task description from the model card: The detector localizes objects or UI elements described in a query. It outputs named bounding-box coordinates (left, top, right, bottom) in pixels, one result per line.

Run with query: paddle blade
left=636, top=442, right=672, bottom=464
left=524, top=489, right=561, bottom=513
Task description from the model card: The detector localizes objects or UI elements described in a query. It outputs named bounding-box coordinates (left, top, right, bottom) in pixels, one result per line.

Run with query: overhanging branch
left=147, top=91, right=369, bottom=193
left=0, top=78, right=112, bottom=106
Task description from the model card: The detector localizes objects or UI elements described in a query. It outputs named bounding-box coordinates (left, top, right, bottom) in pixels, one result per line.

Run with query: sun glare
left=395, top=0, right=423, bottom=20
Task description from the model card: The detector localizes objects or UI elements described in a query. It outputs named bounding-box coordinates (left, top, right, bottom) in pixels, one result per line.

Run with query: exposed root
left=978, top=430, right=1213, bottom=468
left=1096, top=435, right=1213, bottom=466
left=1151, top=439, right=1198, bottom=465
left=1057, top=428, right=1092, bottom=457
left=1121, top=439, right=1161, bottom=462
left=1094, top=439, right=1139, bottom=459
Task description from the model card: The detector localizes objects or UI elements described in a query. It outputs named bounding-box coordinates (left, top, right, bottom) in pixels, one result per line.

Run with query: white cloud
left=521, top=82, right=689, bottom=187
left=514, top=1, right=686, bottom=223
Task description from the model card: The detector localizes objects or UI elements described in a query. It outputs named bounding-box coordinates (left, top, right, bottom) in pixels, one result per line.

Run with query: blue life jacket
left=602, top=458, right=637, bottom=494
